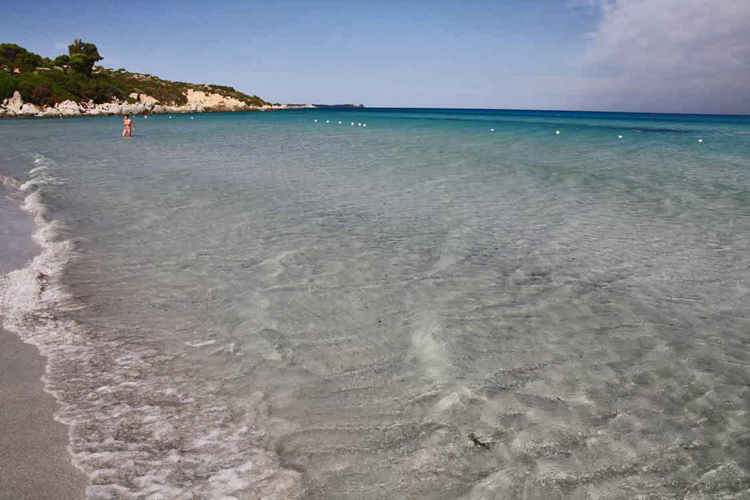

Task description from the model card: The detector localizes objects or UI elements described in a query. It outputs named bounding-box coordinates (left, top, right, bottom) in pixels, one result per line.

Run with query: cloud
left=575, top=0, right=750, bottom=113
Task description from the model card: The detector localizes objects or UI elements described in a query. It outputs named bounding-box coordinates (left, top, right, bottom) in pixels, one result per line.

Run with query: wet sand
left=0, top=329, right=86, bottom=500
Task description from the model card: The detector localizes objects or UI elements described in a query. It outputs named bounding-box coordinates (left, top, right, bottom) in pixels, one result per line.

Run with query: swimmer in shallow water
left=122, top=115, right=135, bottom=138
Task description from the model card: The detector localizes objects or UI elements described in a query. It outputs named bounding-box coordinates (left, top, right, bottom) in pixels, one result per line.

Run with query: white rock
left=1, top=87, right=270, bottom=118
left=7, top=91, right=23, bottom=112
left=56, top=100, right=82, bottom=115
left=20, top=103, right=41, bottom=116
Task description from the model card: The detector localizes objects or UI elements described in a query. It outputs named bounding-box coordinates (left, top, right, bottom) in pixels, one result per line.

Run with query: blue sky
left=2, top=0, right=748, bottom=113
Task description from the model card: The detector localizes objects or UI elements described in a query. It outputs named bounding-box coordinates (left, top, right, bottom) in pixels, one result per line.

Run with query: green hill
left=0, top=40, right=268, bottom=108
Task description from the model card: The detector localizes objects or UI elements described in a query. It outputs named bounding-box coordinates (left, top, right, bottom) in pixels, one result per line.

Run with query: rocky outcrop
left=1, top=91, right=25, bottom=117
left=183, top=89, right=248, bottom=112
left=1, top=90, right=289, bottom=118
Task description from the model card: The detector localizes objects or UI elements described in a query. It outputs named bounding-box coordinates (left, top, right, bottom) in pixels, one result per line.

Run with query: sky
left=2, top=0, right=748, bottom=114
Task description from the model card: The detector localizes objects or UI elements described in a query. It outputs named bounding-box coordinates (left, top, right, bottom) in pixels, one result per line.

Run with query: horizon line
left=306, top=106, right=750, bottom=118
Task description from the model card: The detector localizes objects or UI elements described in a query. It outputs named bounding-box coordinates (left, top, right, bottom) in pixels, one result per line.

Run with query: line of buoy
left=307, top=121, right=706, bottom=143
left=313, top=119, right=371, bottom=128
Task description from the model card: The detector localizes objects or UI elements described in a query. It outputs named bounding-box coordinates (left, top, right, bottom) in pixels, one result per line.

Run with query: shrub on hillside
left=1, top=41, right=269, bottom=108
left=0, top=71, right=18, bottom=100
left=0, top=43, right=43, bottom=72
left=53, top=55, right=70, bottom=67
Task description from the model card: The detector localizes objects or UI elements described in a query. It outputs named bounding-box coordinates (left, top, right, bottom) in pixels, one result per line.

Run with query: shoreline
left=0, top=188, right=86, bottom=499
left=0, top=90, right=316, bottom=119
left=0, top=103, right=312, bottom=119
left=0, top=105, right=315, bottom=119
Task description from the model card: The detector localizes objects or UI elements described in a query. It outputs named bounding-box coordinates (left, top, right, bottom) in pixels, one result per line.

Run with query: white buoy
left=314, top=119, right=318, bottom=123
left=338, top=121, right=342, bottom=125
left=363, top=124, right=367, bottom=127
left=351, top=122, right=354, bottom=126
left=358, top=123, right=361, bottom=126
left=490, top=129, right=494, bottom=132
left=618, top=135, right=623, bottom=139
left=326, top=120, right=329, bottom=123
left=169, top=116, right=172, bottom=119
left=698, top=139, right=703, bottom=143
left=556, top=130, right=560, bottom=135
left=191, top=117, right=194, bottom=120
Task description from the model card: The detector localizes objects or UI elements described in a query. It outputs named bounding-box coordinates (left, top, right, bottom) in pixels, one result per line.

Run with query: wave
left=0, top=155, right=304, bottom=499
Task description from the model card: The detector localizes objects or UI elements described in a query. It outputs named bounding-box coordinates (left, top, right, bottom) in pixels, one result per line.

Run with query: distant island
left=0, top=40, right=324, bottom=117
left=308, top=104, right=365, bottom=109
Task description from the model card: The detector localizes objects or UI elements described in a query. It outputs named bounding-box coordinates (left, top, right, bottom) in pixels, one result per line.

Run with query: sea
left=1, top=108, right=749, bottom=499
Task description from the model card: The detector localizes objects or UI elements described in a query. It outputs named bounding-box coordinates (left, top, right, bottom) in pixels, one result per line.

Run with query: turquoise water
left=1, top=109, right=750, bottom=499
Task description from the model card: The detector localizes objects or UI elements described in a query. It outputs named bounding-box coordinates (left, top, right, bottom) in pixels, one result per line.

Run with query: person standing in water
left=122, top=115, right=135, bottom=138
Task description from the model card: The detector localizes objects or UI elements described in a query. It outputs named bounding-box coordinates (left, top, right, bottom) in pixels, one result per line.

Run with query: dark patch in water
left=593, top=125, right=693, bottom=134
left=469, top=433, right=491, bottom=449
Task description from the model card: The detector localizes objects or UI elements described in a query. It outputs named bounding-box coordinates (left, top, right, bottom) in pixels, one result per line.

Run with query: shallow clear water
left=1, top=109, right=750, bottom=499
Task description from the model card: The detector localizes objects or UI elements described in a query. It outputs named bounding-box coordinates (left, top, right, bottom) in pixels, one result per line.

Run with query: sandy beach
left=0, top=329, right=85, bottom=500
left=0, top=190, right=85, bottom=499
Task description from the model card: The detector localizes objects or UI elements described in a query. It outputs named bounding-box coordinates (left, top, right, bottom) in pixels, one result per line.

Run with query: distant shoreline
left=0, top=90, right=314, bottom=118
left=0, top=91, right=370, bottom=118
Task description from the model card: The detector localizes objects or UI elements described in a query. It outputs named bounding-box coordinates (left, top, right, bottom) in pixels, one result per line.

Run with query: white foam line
left=185, top=339, right=218, bottom=348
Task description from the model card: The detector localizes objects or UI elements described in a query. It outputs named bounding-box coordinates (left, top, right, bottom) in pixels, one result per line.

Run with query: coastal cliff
left=1, top=89, right=288, bottom=117
left=0, top=40, right=286, bottom=117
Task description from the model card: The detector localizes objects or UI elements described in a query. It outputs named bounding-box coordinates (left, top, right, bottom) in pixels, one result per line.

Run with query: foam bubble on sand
left=410, top=312, right=453, bottom=383
left=185, top=339, right=218, bottom=348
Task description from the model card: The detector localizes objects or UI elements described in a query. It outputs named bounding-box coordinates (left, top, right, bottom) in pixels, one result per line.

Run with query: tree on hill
left=0, top=71, right=18, bottom=100
left=0, top=43, right=43, bottom=72
left=53, top=54, right=70, bottom=67
left=67, top=39, right=102, bottom=75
